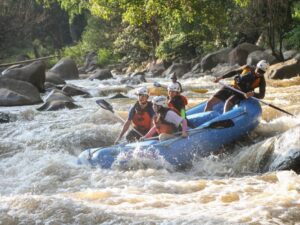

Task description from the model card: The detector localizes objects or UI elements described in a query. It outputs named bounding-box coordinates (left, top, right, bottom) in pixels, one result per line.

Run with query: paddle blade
left=190, top=88, right=208, bottom=94
left=96, top=99, right=114, bottom=113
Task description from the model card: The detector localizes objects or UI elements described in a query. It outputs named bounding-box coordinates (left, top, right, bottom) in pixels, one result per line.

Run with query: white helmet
left=136, top=87, right=148, bottom=96
left=167, top=83, right=180, bottom=92
left=152, top=96, right=168, bottom=107
left=256, top=60, right=269, bottom=72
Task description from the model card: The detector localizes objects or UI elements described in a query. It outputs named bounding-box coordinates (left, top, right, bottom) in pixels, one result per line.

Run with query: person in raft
left=204, top=60, right=269, bottom=113
left=167, top=83, right=188, bottom=119
left=170, top=72, right=183, bottom=93
left=114, top=87, right=155, bottom=144
left=143, top=96, right=188, bottom=141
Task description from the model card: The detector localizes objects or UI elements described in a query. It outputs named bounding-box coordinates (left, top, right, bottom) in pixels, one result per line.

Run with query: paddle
left=219, top=81, right=295, bottom=117
left=96, top=99, right=145, bottom=137
left=153, top=81, right=208, bottom=94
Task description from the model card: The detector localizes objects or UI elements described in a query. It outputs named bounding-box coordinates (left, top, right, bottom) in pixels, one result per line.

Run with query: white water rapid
left=1, top=75, right=300, bottom=224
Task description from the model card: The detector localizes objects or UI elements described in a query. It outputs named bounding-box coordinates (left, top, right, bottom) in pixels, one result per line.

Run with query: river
left=0, top=75, right=300, bottom=224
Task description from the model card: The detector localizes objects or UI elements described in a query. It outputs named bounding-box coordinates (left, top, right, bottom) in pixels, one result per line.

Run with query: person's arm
left=181, top=119, right=188, bottom=137
left=143, top=126, right=157, bottom=139
left=254, top=77, right=266, bottom=99
left=214, top=68, right=243, bottom=83
left=165, top=111, right=188, bottom=137
left=115, top=105, right=135, bottom=144
left=114, top=120, right=131, bottom=144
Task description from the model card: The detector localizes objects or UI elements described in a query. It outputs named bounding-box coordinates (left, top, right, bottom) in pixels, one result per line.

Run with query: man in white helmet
left=170, top=72, right=183, bottom=93
left=204, top=60, right=269, bottom=113
left=114, top=87, right=155, bottom=144
left=142, top=96, right=188, bottom=140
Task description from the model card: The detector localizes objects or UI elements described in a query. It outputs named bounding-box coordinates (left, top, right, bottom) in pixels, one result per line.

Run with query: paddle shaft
left=219, top=81, right=295, bottom=117
left=96, top=99, right=145, bottom=137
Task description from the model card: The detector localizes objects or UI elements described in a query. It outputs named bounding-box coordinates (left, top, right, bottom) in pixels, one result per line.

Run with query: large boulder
left=201, top=48, right=232, bottom=72
left=89, top=69, right=113, bottom=80
left=228, top=43, right=263, bottom=66
left=36, top=100, right=81, bottom=111
left=247, top=50, right=278, bottom=66
left=163, top=62, right=191, bottom=78
left=283, top=50, right=298, bottom=61
left=120, top=72, right=146, bottom=85
left=62, top=84, right=90, bottom=97
left=0, top=78, right=42, bottom=106
left=146, top=60, right=166, bottom=77
left=37, top=89, right=80, bottom=111
left=44, top=89, right=74, bottom=102
left=45, top=71, right=67, bottom=85
left=266, top=58, right=300, bottom=79
left=1, top=61, right=46, bottom=92
left=48, top=57, right=79, bottom=80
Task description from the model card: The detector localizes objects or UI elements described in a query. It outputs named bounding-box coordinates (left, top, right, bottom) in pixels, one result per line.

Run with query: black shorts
left=214, top=87, right=245, bottom=106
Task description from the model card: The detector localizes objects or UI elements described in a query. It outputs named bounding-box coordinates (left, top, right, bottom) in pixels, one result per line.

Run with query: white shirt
left=164, top=110, right=183, bottom=127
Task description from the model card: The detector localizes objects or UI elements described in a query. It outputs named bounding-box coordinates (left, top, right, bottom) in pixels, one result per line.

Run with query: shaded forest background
left=1, top=0, right=300, bottom=68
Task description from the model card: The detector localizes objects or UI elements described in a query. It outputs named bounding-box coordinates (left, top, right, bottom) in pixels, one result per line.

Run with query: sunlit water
left=1, top=75, right=300, bottom=225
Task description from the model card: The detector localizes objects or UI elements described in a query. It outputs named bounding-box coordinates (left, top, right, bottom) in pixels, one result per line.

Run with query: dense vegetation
left=1, top=0, right=300, bottom=67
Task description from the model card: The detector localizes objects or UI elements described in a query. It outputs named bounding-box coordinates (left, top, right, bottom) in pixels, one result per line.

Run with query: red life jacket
left=132, top=102, right=152, bottom=132
left=168, top=95, right=188, bottom=115
left=154, top=108, right=177, bottom=134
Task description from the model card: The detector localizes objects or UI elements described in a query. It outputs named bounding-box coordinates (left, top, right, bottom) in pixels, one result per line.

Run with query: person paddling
left=204, top=60, right=269, bottom=113
left=170, top=72, right=183, bottom=93
left=114, top=87, right=155, bottom=144
left=167, top=83, right=188, bottom=118
left=143, top=96, right=188, bottom=141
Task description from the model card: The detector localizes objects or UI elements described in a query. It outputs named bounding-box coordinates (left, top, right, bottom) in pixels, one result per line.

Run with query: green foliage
left=113, top=25, right=153, bottom=63
left=62, top=43, right=87, bottom=64
left=285, top=25, right=300, bottom=50
left=61, top=15, right=121, bottom=66
left=234, top=0, right=250, bottom=7
left=97, top=48, right=115, bottom=66
left=285, top=2, right=300, bottom=50
left=292, top=1, right=300, bottom=22
left=36, top=0, right=89, bottom=21
left=3, top=0, right=298, bottom=67
left=156, top=33, right=190, bottom=60
left=156, top=32, right=215, bottom=60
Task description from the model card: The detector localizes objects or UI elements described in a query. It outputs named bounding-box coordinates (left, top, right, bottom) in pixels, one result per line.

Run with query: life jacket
left=232, top=67, right=261, bottom=92
left=154, top=108, right=178, bottom=135
left=132, top=102, right=152, bottom=132
left=168, top=95, right=188, bottom=116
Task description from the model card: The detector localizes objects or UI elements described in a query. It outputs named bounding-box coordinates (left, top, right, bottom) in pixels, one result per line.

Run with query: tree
left=0, top=0, right=74, bottom=59
left=38, top=0, right=234, bottom=61
left=234, top=0, right=294, bottom=61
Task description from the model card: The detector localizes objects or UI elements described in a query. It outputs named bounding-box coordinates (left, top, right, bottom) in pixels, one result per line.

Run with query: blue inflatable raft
left=78, top=99, right=262, bottom=169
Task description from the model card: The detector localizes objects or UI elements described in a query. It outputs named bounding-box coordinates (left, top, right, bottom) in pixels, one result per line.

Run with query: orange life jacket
left=154, top=109, right=177, bottom=135
left=232, top=67, right=261, bottom=92
left=132, top=102, right=152, bottom=132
